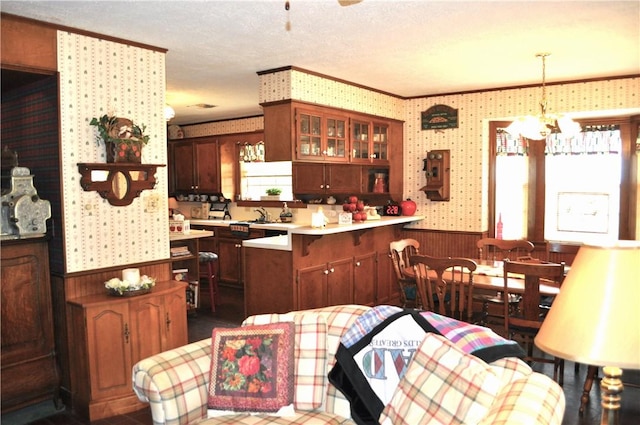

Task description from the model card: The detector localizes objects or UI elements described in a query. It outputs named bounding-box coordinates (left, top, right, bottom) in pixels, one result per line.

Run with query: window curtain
left=497, top=125, right=622, bottom=156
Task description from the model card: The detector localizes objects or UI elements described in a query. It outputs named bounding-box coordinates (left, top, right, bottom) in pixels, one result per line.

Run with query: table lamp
left=535, top=241, right=640, bottom=425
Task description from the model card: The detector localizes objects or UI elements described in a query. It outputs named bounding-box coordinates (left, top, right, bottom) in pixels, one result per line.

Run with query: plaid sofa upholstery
left=132, top=305, right=565, bottom=425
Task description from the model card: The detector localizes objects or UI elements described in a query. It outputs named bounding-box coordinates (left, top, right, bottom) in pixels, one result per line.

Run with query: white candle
left=122, top=268, right=140, bottom=284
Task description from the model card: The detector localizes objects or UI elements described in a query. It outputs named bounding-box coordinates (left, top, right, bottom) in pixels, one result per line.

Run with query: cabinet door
left=172, top=142, right=195, bottom=192
left=351, top=120, right=370, bottom=163
left=326, top=164, right=363, bottom=193
left=129, top=295, right=165, bottom=364
left=325, top=115, right=348, bottom=162
left=85, top=304, right=132, bottom=400
left=293, top=163, right=326, bottom=194
left=164, top=288, right=188, bottom=349
left=372, top=123, right=389, bottom=162
left=217, top=237, right=242, bottom=286
left=353, top=252, right=377, bottom=306
left=296, top=110, right=323, bottom=160
left=327, top=258, right=353, bottom=306
left=376, top=248, right=397, bottom=305
left=195, top=141, right=220, bottom=193
left=296, top=264, right=329, bottom=310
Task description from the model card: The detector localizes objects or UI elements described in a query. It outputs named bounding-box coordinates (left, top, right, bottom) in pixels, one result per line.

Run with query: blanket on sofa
left=328, top=306, right=525, bottom=425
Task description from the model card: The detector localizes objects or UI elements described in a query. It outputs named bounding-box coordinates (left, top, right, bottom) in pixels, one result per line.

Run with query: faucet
left=254, top=207, right=268, bottom=222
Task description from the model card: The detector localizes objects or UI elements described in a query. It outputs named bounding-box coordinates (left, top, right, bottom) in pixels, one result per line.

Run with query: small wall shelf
left=77, top=163, right=165, bottom=206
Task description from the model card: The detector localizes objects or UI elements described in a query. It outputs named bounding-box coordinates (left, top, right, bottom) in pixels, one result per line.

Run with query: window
left=491, top=119, right=634, bottom=244
left=239, top=161, right=293, bottom=201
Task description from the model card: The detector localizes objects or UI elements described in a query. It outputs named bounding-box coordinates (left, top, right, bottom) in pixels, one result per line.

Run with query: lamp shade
left=535, top=241, right=640, bottom=370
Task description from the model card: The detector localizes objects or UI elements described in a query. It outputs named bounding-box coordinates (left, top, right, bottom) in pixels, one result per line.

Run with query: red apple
left=400, top=198, right=417, bottom=216
left=347, top=203, right=357, bottom=212
left=343, top=203, right=351, bottom=212
left=349, top=195, right=358, bottom=204
left=356, top=200, right=365, bottom=211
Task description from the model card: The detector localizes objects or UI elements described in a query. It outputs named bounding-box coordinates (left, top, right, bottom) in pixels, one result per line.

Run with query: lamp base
left=600, top=366, right=623, bottom=425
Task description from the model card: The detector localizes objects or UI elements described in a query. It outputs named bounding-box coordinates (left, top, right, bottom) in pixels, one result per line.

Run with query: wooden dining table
left=405, top=259, right=562, bottom=296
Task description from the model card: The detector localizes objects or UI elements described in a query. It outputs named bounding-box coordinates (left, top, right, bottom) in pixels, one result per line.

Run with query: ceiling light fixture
left=505, top=53, right=581, bottom=140
left=164, top=105, right=175, bottom=121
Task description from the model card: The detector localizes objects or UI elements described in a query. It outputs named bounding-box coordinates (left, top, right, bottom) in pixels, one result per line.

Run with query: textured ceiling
left=2, top=0, right=639, bottom=125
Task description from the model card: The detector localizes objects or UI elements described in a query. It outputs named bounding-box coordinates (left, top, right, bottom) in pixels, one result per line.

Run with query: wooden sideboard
left=66, top=280, right=187, bottom=421
left=1, top=238, right=60, bottom=413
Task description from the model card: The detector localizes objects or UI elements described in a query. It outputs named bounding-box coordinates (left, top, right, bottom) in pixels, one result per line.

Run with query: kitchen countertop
left=169, top=229, right=214, bottom=241
left=236, top=215, right=424, bottom=251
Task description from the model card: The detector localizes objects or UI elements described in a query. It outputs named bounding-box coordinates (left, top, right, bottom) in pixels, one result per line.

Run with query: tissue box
left=169, top=219, right=190, bottom=234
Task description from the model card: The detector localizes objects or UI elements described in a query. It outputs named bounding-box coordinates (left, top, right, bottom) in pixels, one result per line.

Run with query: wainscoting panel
left=401, top=229, right=487, bottom=259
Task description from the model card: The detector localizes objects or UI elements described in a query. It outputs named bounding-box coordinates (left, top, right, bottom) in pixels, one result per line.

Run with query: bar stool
left=199, top=252, right=219, bottom=313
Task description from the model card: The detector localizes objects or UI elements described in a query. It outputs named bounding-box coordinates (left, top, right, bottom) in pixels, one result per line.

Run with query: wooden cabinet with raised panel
left=67, top=281, right=187, bottom=421
left=353, top=252, right=377, bottom=306
left=262, top=100, right=404, bottom=201
left=296, top=257, right=353, bottom=311
left=191, top=225, right=265, bottom=288
left=292, top=163, right=363, bottom=195
left=170, top=137, right=220, bottom=194
left=1, top=238, right=59, bottom=413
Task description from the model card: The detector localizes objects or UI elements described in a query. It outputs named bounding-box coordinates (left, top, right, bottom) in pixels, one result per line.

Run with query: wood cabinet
left=292, top=163, right=363, bottom=195
left=262, top=100, right=404, bottom=201
left=67, top=281, right=187, bottom=421
left=170, top=137, right=220, bottom=194
left=244, top=224, right=402, bottom=317
left=353, top=252, right=377, bottom=306
left=191, top=225, right=265, bottom=288
left=352, top=120, right=390, bottom=164
left=296, top=258, right=353, bottom=310
left=296, top=109, right=348, bottom=162
left=1, top=238, right=59, bottom=413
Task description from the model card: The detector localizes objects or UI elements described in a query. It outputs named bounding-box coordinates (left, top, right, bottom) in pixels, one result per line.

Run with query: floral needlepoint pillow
left=207, top=323, right=295, bottom=417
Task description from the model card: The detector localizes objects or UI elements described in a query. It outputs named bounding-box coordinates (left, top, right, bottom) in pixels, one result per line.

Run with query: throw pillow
left=207, top=322, right=295, bottom=417
left=243, top=312, right=329, bottom=410
left=379, top=333, right=501, bottom=425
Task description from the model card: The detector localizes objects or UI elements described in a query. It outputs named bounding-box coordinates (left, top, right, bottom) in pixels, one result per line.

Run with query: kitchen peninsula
left=244, top=216, right=422, bottom=316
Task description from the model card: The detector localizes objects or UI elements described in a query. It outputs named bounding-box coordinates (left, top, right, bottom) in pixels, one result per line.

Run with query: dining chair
left=410, top=254, right=479, bottom=323
left=474, top=238, right=536, bottom=325
left=502, top=259, right=565, bottom=385
left=389, top=239, right=421, bottom=308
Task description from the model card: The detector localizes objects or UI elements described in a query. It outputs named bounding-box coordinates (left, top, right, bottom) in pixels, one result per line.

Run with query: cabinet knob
left=329, top=267, right=335, bottom=273
left=124, top=323, right=130, bottom=343
left=326, top=185, right=330, bottom=189
left=235, top=243, right=242, bottom=248
left=324, top=269, right=329, bottom=275
left=166, top=312, right=171, bottom=330
left=356, top=261, right=361, bottom=267
left=320, top=184, right=325, bottom=189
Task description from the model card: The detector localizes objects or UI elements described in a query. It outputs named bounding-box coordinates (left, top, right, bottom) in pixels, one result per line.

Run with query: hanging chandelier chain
left=536, top=52, right=550, bottom=116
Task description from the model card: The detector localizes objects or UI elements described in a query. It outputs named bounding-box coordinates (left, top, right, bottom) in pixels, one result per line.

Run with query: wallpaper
left=182, top=116, right=263, bottom=138
left=259, top=69, right=639, bottom=233
left=58, top=31, right=168, bottom=273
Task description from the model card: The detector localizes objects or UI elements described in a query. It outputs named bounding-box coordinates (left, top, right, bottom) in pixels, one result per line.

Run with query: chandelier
left=505, top=53, right=581, bottom=140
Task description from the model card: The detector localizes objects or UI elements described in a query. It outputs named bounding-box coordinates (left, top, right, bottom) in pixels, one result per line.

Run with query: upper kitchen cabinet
left=170, top=137, right=220, bottom=194
left=351, top=120, right=389, bottom=164
left=296, top=109, right=348, bottom=162
left=262, top=100, right=404, bottom=200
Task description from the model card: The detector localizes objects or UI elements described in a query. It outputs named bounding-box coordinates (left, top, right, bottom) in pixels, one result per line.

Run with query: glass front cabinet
left=296, top=109, right=348, bottom=162
left=352, top=120, right=389, bottom=164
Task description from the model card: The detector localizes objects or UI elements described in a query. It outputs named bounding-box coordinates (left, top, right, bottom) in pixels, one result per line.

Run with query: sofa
left=132, top=305, right=565, bottom=425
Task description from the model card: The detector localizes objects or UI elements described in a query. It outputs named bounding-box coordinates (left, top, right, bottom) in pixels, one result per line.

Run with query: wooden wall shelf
left=77, top=163, right=165, bottom=206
